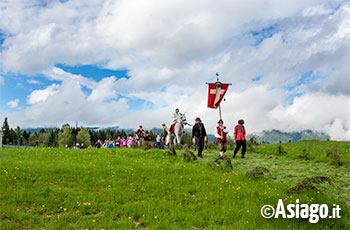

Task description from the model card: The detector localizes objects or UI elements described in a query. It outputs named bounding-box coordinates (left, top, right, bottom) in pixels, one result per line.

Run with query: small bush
left=275, top=145, right=287, bottom=155
left=246, top=166, right=269, bottom=179
left=131, top=143, right=138, bottom=149
left=165, top=147, right=177, bottom=156
left=286, top=176, right=332, bottom=194
left=327, top=148, right=341, bottom=167
left=214, top=156, right=233, bottom=170
left=183, top=148, right=197, bottom=162
left=298, top=149, right=315, bottom=160
left=143, top=142, right=152, bottom=150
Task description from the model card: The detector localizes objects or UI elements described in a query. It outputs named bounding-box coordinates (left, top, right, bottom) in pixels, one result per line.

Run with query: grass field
left=0, top=140, right=349, bottom=229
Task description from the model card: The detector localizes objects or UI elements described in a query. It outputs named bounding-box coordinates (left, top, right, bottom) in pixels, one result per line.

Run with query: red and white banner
left=207, top=83, right=229, bottom=109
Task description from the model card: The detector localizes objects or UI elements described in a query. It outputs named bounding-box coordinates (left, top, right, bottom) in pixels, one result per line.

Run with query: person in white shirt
left=214, top=119, right=229, bottom=158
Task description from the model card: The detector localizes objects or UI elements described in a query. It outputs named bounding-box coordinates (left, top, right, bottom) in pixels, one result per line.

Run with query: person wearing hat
left=233, top=119, right=246, bottom=158
left=215, top=119, right=229, bottom=158
left=192, top=117, right=207, bottom=158
left=136, top=125, right=145, bottom=147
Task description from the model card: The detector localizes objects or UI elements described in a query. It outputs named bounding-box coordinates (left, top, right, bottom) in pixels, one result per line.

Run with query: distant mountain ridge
left=249, top=129, right=329, bottom=144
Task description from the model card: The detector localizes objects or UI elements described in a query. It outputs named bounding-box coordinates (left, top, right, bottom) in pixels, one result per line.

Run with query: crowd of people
left=93, top=126, right=164, bottom=149
left=91, top=108, right=247, bottom=160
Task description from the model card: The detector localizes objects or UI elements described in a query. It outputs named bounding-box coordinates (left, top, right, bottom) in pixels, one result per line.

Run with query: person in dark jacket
left=192, top=117, right=207, bottom=158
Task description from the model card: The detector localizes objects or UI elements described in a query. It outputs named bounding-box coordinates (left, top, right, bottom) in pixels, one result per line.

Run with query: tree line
left=1, top=117, right=151, bottom=148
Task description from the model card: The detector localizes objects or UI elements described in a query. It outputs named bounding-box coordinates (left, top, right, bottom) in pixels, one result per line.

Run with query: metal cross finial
left=216, top=72, right=219, bottom=81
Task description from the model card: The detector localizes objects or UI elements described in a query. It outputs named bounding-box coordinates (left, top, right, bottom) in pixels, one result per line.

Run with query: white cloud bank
left=0, top=0, right=349, bottom=140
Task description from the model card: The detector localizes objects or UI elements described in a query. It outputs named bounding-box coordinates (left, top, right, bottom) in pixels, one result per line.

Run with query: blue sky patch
left=252, top=76, right=261, bottom=82
left=250, top=24, right=278, bottom=46
left=56, top=64, right=129, bottom=82
left=285, top=71, right=318, bottom=91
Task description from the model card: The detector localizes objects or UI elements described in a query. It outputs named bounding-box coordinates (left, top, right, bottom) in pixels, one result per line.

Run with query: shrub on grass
left=165, top=147, right=177, bottom=156
left=213, top=156, right=233, bottom=170
left=286, top=176, right=332, bottom=194
left=143, top=142, right=152, bottom=150
left=298, top=149, right=315, bottom=160
left=246, top=166, right=269, bottom=179
left=183, top=147, right=197, bottom=162
left=327, top=148, right=341, bottom=167
left=131, top=143, right=138, bottom=148
left=275, top=145, right=287, bottom=155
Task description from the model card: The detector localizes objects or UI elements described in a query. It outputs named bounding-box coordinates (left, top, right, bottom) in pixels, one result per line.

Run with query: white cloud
left=27, top=79, right=41, bottom=84
left=6, top=99, right=19, bottom=108
left=27, top=84, right=60, bottom=104
left=0, top=1, right=349, bottom=140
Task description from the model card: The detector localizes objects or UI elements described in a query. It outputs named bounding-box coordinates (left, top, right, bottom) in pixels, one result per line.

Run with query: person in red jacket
left=215, top=119, right=229, bottom=158
left=233, top=119, right=246, bottom=158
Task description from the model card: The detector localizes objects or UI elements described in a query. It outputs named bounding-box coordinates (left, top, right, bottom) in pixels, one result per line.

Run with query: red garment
left=216, top=126, right=227, bottom=142
left=207, top=83, right=229, bottom=109
left=234, top=125, right=246, bottom=141
left=171, top=121, right=177, bottom=132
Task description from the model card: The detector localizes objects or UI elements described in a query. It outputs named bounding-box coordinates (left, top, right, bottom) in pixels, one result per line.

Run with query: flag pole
left=216, top=73, right=222, bottom=121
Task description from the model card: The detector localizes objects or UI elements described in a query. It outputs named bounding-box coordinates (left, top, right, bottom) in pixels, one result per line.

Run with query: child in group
left=120, top=137, right=127, bottom=147
left=115, top=137, right=121, bottom=147
left=127, top=136, right=133, bottom=148
left=155, top=134, right=161, bottom=149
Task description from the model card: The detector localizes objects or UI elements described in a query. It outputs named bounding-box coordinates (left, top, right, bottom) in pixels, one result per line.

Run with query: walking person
left=192, top=117, right=207, bottom=158
left=233, top=119, right=246, bottom=158
left=215, top=119, right=229, bottom=158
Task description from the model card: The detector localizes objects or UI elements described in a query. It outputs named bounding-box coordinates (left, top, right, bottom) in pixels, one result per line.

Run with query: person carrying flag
left=214, top=119, right=229, bottom=158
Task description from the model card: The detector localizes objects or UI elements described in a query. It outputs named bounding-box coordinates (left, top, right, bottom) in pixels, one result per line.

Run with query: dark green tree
left=2, top=117, right=10, bottom=144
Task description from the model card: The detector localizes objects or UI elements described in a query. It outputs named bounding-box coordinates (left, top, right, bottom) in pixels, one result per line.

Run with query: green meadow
left=0, top=140, right=349, bottom=229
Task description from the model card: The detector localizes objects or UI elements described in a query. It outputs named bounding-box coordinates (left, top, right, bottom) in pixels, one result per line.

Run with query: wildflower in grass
left=154, top=216, right=158, bottom=219
left=92, top=219, right=96, bottom=223
left=42, top=205, right=45, bottom=207
left=64, top=208, right=67, bottom=211
left=128, top=217, right=132, bottom=220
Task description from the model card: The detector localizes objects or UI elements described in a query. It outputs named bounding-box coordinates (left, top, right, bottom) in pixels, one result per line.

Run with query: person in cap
left=215, top=119, right=229, bottom=158
left=192, top=117, right=207, bottom=158
left=136, top=125, right=145, bottom=147
left=233, top=119, right=246, bottom=158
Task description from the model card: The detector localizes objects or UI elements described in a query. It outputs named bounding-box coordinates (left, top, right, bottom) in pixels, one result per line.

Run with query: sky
left=0, top=0, right=349, bottom=140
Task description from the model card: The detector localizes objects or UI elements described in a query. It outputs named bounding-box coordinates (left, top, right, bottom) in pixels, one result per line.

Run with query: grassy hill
left=0, top=140, right=349, bottom=229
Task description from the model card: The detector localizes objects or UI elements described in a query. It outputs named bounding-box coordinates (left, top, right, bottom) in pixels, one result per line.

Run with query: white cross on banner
left=210, top=88, right=226, bottom=105
left=207, top=83, right=229, bottom=109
